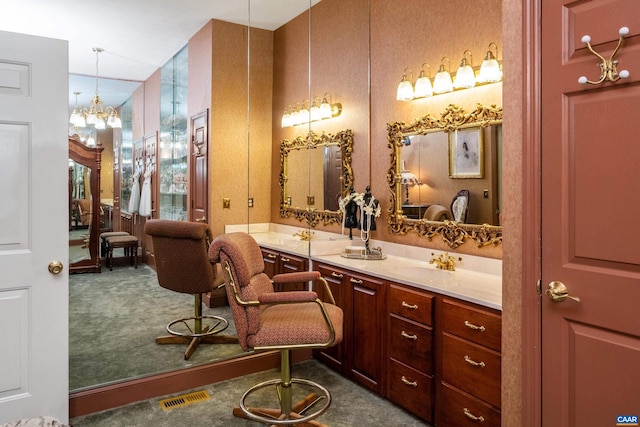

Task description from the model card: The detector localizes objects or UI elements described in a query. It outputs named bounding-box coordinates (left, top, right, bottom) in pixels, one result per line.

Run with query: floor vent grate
left=159, top=390, right=211, bottom=411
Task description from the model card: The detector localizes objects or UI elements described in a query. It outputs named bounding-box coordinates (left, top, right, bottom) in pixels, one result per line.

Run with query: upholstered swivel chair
left=144, top=219, right=237, bottom=360
left=423, top=204, right=452, bottom=221
left=209, top=232, right=343, bottom=426
left=450, top=189, right=470, bottom=223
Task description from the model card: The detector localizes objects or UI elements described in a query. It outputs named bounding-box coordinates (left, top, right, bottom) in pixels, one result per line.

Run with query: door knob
left=48, top=261, right=63, bottom=275
left=545, top=281, right=580, bottom=303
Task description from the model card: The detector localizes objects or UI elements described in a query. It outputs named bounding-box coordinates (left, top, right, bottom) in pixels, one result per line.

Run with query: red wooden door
left=190, top=110, right=208, bottom=223
left=541, top=1, right=640, bottom=425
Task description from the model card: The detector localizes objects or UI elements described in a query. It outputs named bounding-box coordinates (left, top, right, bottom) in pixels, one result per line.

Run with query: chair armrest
left=258, top=291, right=318, bottom=304
left=272, top=270, right=320, bottom=284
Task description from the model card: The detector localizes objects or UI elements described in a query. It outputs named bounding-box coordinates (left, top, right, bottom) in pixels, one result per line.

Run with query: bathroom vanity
left=242, top=224, right=502, bottom=426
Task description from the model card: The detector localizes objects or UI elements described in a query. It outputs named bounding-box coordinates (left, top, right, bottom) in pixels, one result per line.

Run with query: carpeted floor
left=69, top=359, right=429, bottom=426
left=69, top=264, right=243, bottom=391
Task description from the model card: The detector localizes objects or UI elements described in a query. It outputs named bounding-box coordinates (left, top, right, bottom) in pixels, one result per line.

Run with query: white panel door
left=0, top=30, right=69, bottom=423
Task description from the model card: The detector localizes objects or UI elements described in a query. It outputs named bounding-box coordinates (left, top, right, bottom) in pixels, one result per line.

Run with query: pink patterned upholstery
left=209, top=232, right=343, bottom=353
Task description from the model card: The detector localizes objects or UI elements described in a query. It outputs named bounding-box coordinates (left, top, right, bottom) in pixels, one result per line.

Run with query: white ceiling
left=0, top=0, right=318, bottom=110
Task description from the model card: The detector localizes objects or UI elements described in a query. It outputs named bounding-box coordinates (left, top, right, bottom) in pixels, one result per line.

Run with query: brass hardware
left=429, top=252, right=457, bottom=271
left=195, top=216, right=207, bottom=223
left=464, top=320, right=486, bottom=332
left=401, top=376, right=418, bottom=387
left=293, top=230, right=315, bottom=241
left=349, top=278, right=363, bottom=284
left=536, top=279, right=542, bottom=295
left=331, top=272, right=343, bottom=279
left=464, top=355, right=486, bottom=368
left=545, top=281, right=580, bottom=303
left=280, top=257, right=290, bottom=263
left=401, top=331, right=418, bottom=340
left=48, top=261, right=63, bottom=275
left=463, top=408, right=485, bottom=422
left=307, top=195, right=315, bottom=206
left=401, top=301, right=418, bottom=310
left=578, top=26, right=630, bottom=85
left=267, top=253, right=277, bottom=259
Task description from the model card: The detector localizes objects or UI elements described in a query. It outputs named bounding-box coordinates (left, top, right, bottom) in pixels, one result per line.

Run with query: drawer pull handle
left=401, top=376, right=418, bottom=387
left=350, top=278, right=363, bottom=284
left=331, top=272, right=343, bottom=279
left=464, top=320, right=486, bottom=332
left=464, top=355, right=486, bottom=368
left=267, top=254, right=277, bottom=259
left=280, top=257, right=290, bottom=262
left=401, top=301, right=418, bottom=310
left=463, top=408, right=485, bottom=422
left=401, top=330, right=418, bottom=340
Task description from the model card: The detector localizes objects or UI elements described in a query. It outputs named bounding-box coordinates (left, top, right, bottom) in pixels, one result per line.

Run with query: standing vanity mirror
left=387, top=103, right=503, bottom=249
left=69, top=135, right=103, bottom=273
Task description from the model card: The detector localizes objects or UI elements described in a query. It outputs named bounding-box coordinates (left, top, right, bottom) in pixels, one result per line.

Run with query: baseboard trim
left=69, top=349, right=312, bottom=418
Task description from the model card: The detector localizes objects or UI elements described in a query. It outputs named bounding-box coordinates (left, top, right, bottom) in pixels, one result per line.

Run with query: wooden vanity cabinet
left=437, top=298, right=502, bottom=427
left=313, top=263, right=386, bottom=394
left=386, top=284, right=435, bottom=423
left=260, top=247, right=308, bottom=291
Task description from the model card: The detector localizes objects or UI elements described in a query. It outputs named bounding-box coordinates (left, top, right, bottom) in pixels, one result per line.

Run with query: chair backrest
left=423, top=204, right=451, bottom=221
left=450, top=189, right=470, bottom=223
left=144, top=219, right=217, bottom=295
left=208, top=232, right=274, bottom=351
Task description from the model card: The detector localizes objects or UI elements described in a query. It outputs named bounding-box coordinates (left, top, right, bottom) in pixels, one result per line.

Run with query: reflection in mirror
left=280, top=130, right=354, bottom=226
left=68, top=135, right=103, bottom=273
left=388, top=104, right=503, bottom=249
left=69, top=160, right=91, bottom=264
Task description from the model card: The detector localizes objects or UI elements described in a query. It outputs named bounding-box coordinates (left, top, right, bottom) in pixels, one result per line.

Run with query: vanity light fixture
left=69, top=48, right=122, bottom=129
left=413, top=64, right=433, bottom=98
left=453, top=50, right=476, bottom=89
left=433, top=57, right=453, bottom=94
left=477, top=42, right=502, bottom=84
left=396, top=68, right=415, bottom=101
left=281, top=93, right=342, bottom=128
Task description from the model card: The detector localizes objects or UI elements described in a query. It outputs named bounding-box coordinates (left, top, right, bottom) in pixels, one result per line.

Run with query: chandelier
left=69, top=47, right=122, bottom=129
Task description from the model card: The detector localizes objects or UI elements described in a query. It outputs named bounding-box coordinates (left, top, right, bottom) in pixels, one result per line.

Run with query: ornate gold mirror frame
left=280, top=129, right=353, bottom=226
left=387, top=104, right=503, bottom=248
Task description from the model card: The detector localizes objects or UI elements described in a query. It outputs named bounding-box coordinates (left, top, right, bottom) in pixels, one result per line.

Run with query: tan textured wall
left=144, top=70, right=160, bottom=137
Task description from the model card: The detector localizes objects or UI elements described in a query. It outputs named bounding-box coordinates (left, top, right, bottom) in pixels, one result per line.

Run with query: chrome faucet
left=429, top=252, right=457, bottom=271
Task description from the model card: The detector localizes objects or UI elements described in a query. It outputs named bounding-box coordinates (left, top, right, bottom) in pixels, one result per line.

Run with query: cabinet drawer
left=388, top=284, right=433, bottom=325
left=388, top=359, right=433, bottom=423
left=439, top=383, right=501, bottom=427
left=442, top=298, right=501, bottom=351
left=389, top=314, right=433, bottom=374
left=442, top=333, right=501, bottom=408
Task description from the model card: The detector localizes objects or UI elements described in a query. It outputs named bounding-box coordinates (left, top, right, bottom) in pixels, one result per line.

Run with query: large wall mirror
left=68, top=135, right=103, bottom=274
left=387, top=103, right=503, bottom=249
left=279, top=129, right=353, bottom=226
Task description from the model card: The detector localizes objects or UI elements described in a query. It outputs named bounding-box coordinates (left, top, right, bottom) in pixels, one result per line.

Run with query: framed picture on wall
left=448, top=127, right=484, bottom=178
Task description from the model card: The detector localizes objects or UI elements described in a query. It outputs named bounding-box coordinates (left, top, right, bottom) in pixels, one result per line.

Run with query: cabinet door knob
left=267, top=254, right=277, bottom=259
left=349, top=278, right=363, bottom=284
left=331, top=272, right=343, bottom=279
left=280, top=257, right=290, bottom=262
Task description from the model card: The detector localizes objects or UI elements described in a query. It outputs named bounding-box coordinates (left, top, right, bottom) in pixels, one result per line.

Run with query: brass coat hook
left=578, top=26, right=630, bottom=85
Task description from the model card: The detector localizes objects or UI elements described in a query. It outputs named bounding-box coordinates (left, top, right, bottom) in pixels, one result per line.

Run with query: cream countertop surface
left=225, top=223, right=502, bottom=311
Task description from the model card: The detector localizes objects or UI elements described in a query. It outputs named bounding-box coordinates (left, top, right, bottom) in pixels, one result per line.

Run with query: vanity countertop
left=229, top=225, right=502, bottom=311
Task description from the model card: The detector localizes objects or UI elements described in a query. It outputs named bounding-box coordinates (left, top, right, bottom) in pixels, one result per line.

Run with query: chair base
left=156, top=315, right=237, bottom=360
left=235, top=378, right=331, bottom=426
